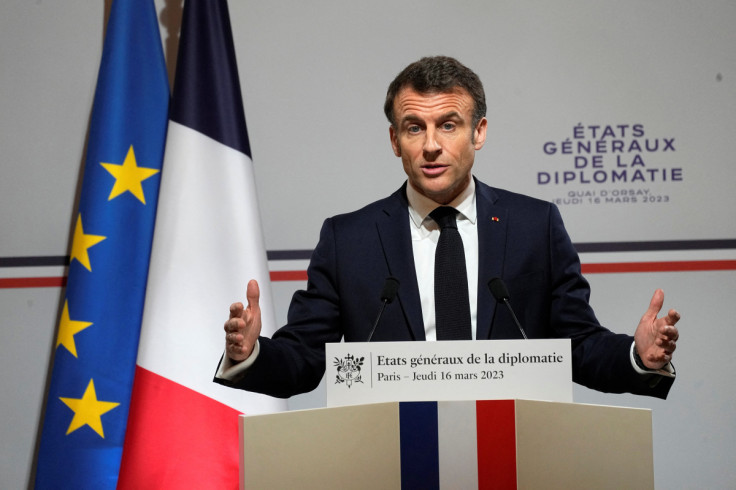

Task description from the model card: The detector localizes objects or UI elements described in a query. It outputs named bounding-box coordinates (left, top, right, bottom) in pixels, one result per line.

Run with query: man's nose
left=423, top=128, right=442, bottom=160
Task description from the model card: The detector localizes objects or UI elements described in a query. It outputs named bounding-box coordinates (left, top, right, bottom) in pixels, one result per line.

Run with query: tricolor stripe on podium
left=399, top=401, right=517, bottom=489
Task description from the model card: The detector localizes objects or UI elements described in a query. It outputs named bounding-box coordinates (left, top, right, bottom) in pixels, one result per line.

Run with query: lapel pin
left=492, top=216, right=500, bottom=222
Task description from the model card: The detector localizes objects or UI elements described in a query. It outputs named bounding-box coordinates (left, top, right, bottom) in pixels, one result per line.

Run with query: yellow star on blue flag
left=69, top=214, right=106, bottom=272
left=55, top=300, right=93, bottom=358
left=101, top=145, right=160, bottom=204
left=60, top=379, right=120, bottom=438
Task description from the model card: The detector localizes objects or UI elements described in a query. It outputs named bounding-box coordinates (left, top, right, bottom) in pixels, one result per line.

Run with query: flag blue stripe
left=169, top=0, right=251, bottom=157
left=400, top=401, right=440, bottom=490
left=34, top=0, right=169, bottom=487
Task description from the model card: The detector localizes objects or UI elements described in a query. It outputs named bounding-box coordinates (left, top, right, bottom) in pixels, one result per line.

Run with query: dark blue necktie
left=430, top=206, right=472, bottom=340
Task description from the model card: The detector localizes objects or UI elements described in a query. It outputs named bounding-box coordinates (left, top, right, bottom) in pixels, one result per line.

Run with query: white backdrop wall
left=1, top=1, right=734, bottom=488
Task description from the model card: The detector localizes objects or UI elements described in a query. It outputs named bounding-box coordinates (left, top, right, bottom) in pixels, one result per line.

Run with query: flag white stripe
left=138, top=121, right=281, bottom=414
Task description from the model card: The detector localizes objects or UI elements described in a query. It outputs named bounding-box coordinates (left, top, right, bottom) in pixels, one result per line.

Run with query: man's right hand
left=224, top=279, right=262, bottom=362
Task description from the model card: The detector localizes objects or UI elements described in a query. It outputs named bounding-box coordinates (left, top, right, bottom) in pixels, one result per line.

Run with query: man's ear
left=473, top=117, right=488, bottom=150
left=389, top=126, right=401, bottom=157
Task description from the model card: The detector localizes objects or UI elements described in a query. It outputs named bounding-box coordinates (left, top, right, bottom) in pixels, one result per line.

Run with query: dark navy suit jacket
left=215, top=179, right=673, bottom=399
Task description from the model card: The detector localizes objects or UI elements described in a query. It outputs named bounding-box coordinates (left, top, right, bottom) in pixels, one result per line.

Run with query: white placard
left=326, top=339, right=572, bottom=407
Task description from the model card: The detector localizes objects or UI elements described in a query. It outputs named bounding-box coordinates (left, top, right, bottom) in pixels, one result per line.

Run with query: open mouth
left=421, top=164, right=448, bottom=175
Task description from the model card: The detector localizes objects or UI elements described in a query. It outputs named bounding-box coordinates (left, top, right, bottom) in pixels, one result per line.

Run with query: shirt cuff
left=215, top=340, right=261, bottom=380
left=630, top=341, right=675, bottom=378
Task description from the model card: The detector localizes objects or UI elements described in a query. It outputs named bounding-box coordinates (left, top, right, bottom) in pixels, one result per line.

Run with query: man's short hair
left=384, top=56, right=487, bottom=128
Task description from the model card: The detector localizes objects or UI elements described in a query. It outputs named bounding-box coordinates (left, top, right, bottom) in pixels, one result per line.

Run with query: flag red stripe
left=118, top=366, right=242, bottom=490
left=476, top=400, right=517, bottom=489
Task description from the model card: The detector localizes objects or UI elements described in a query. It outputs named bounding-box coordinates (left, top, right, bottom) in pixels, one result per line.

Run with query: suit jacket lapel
left=475, top=181, right=508, bottom=340
left=376, top=185, right=425, bottom=340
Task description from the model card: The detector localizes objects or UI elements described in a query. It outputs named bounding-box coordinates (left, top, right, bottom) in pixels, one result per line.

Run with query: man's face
left=389, top=87, right=487, bottom=205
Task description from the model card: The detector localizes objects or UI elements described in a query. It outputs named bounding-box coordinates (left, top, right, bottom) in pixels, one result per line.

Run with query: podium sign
left=326, top=339, right=572, bottom=407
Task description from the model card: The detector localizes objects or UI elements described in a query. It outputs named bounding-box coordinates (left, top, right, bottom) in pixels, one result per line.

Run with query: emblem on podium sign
left=333, top=354, right=364, bottom=388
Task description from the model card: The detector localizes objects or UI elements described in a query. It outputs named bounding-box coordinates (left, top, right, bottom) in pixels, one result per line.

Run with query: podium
left=239, top=399, right=654, bottom=489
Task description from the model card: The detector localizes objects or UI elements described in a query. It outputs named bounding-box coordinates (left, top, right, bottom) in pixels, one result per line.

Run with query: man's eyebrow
left=399, top=111, right=463, bottom=126
left=438, top=111, right=462, bottom=120
left=399, top=114, right=423, bottom=126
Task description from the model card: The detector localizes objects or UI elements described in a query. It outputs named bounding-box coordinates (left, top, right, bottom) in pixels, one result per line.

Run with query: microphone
left=366, top=277, right=400, bottom=342
left=488, top=277, right=528, bottom=340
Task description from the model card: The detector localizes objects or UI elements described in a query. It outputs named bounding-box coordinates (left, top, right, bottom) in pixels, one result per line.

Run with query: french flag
left=118, top=1, right=285, bottom=488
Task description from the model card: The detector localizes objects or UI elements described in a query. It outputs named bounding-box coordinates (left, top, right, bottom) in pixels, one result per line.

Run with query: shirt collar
left=407, top=177, right=477, bottom=230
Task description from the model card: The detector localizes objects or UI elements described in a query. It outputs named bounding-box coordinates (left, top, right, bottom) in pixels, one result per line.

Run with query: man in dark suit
left=215, top=56, right=680, bottom=399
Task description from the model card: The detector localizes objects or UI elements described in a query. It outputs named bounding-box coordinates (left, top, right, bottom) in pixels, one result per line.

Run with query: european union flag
left=34, top=0, right=169, bottom=487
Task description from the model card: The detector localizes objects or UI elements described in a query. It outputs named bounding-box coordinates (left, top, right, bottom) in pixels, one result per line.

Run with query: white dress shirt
left=405, top=178, right=479, bottom=340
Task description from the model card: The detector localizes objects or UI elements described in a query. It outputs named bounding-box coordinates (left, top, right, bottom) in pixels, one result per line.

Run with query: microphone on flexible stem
left=366, top=277, right=400, bottom=342
left=488, top=277, right=528, bottom=340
